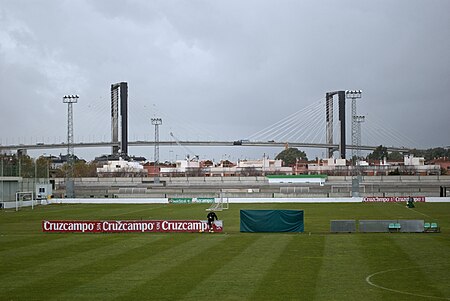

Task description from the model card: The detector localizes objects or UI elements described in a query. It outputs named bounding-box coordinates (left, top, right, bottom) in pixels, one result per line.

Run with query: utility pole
left=63, top=94, right=78, bottom=198
left=151, top=118, right=162, bottom=184
left=354, top=115, right=365, bottom=162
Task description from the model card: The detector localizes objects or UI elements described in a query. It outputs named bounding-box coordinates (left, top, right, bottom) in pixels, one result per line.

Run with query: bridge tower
left=325, top=91, right=346, bottom=159
left=111, top=82, right=128, bottom=157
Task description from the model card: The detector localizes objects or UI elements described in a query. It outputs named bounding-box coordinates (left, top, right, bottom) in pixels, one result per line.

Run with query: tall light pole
left=345, top=90, right=362, bottom=197
left=151, top=118, right=162, bottom=184
left=354, top=115, right=365, bottom=163
left=1, top=158, right=3, bottom=207
left=63, top=94, right=78, bottom=198
left=325, top=92, right=335, bottom=158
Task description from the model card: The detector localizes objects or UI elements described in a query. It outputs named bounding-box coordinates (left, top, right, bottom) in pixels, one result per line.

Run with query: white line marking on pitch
left=394, top=201, right=432, bottom=218
left=366, top=265, right=450, bottom=300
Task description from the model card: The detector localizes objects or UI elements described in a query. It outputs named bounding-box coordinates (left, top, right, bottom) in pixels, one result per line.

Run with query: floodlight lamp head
left=345, top=90, right=362, bottom=99
left=354, top=115, right=365, bottom=122
left=151, top=118, right=162, bottom=125
left=63, top=94, right=79, bottom=103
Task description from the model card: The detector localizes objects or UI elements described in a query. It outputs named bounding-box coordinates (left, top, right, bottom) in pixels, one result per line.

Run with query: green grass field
left=1, top=202, right=449, bottom=300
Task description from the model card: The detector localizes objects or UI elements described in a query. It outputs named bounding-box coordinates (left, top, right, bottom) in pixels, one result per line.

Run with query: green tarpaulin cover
left=240, top=209, right=304, bottom=232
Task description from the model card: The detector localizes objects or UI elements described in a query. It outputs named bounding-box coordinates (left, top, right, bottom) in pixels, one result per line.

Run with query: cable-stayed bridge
left=0, top=84, right=420, bottom=158
left=0, top=141, right=411, bottom=153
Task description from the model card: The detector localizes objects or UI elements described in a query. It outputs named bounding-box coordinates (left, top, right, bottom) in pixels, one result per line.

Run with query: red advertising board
left=362, top=196, right=426, bottom=202
left=42, top=220, right=223, bottom=233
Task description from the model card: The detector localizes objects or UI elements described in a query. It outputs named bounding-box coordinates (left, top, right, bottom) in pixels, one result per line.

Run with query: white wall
left=48, top=197, right=450, bottom=204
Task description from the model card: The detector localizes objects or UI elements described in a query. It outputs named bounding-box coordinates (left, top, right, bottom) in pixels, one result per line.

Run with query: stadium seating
left=388, top=223, right=401, bottom=232
left=424, top=222, right=440, bottom=233
left=430, top=223, right=440, bottom=232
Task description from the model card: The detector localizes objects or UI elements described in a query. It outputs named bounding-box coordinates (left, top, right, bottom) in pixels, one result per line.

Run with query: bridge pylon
left=325, top=91, right=346, bottom=159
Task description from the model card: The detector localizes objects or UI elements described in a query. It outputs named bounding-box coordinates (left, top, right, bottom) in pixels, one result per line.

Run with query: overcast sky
left=1, top=0, right=449, bottom=161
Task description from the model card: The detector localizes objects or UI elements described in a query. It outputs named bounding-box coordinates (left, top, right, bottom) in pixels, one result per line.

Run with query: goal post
left=15, top=191, right=34, bottom=211
left=206, top=192, right=229, bottom=212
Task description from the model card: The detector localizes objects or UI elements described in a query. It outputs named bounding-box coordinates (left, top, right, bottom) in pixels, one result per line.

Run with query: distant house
left=97, top=158, right=146, bottom=177
left=428, top=157, right=450, bottom=174
left=44, top=154, right=83, bottom=170
left=156, top=158, right=292, bottom=177
left=49, top=155, right=66, bottom=169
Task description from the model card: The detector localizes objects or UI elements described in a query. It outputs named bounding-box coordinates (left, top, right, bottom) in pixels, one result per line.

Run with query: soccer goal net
left=206, top=192, right=229, bottom=212
left=15, top=191, right=35, bottom=211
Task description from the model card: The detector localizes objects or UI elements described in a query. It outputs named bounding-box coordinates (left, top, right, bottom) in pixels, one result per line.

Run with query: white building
left=404, top=154, right=425, bottom=166
left=237, top=157, right=292, bottom=174
left=324, top=158, right=347, bottom=166
left=159, top=158, right=292, bottom=177
left=160, top=160, right=200, bottom=174
left=215, top=158, right=291, bottom=176
left=97, top=158, right=145, bottom=176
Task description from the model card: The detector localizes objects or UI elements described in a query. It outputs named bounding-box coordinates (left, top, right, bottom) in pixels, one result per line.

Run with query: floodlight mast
left=63, top=94, right=78, bottom=198
left=346, top=90, right=362, bottom=164
left=325, top=91, right=337, bottom=158
left=151, top=118, right=162, bottom=184
left=345, top=90, right=363, bottom=197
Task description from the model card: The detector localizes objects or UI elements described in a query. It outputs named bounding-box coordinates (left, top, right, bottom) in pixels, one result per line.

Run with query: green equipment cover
left=240, top=209, right=304, bottom=232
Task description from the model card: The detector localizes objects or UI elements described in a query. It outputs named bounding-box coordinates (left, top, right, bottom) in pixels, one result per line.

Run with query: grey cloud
left=1, top=0, right=449, bottom=160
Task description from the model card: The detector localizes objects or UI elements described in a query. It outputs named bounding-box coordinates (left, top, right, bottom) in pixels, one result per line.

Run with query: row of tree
left=0, top=155, right=98, bottom=178
left=366, top=145, right=450, bottom=161
left=275, top=146, right=449, bottom=166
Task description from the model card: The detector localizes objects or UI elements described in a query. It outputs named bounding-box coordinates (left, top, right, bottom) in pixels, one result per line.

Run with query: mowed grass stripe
left=356, top=234, right=420, bottom=301
left=2, top=205, right=100, bottom=223
left=1, top=203, right=449, bottom=301
left=314, top=234, right=377, bottom=301
left=59, top=204, right=169, bottom=219
left=40, top=204, right=159, bottom=220
left=178, top=234, right=292, bottom=301
left=3, top=204, right=164, bottom=223
left=250, top=235, right=326, bottom=300
left=0, top=234, right=166, bottom=296
left=358, top=234, right=447, bottom=300
left=0, top=235, right=101, bottom=276
left=0, top=234, right=99, bottom=257
left=378, top=235, right=450, bottom=299
left=38, top=235, right=197, bottom=301
left=0, top=234, right=125, bottom=278
left=119, top=234, right=260, bottom=300
left=54, top=234, right=229, bottom=301
left=0, top=233, right=68, bottom=252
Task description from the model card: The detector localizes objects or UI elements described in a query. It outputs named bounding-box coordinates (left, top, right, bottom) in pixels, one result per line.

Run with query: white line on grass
left=394, top=201, right=432, bottom=218
left=407, top=207, right=432, bottom=218
left=366, top=265, right=450, bottom=300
